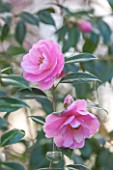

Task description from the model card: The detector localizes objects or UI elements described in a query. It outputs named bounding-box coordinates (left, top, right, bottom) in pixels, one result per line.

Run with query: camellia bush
left=0, top=0, right=113, bottom=170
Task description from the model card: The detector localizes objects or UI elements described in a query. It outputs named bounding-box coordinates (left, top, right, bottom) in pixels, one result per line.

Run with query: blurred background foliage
left=0, top=0, right=113, bottom=169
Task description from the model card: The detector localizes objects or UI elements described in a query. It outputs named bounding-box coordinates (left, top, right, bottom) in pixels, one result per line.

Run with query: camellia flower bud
left=77, top=20, right=92, bottom=33
left=64, top=94, right=74, bottom=108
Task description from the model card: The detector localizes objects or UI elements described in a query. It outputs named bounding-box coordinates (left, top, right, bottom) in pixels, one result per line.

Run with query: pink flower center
left=38, top=56, right=44, bottom=65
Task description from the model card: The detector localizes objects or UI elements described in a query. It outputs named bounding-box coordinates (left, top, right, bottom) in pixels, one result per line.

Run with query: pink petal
left=63, top=127, right=74, bottom=147
left=70, top=119, right=80, bottom=128
left=29, top=48, right=41, bottom=64
left=21, top=54, right=40, bottom=74
left=58, top=126, right=67, bottom=135
left=62, top=115, right=75, bottom=126
left=54, top=135, right=64, bottom=147
left=44, top=115, right=66, bottom=138
left=74, top=100, right=87, bottom=111
left=78, top=119, right=90, bottom=138
left=70, top=139, right=85, bottom=149
left=74, top=127, right=84, bottom=143
left=38, top=78, right=54, bottom=90
left=84, top=117, right=100, bottom=135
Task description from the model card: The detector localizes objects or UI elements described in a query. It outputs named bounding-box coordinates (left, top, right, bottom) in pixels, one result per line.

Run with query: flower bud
left=77, top=20, right=92, bottom=33
left=64, top=95, right=74, bottom=108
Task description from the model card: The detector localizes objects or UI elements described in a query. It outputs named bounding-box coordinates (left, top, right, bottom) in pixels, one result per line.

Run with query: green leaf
left=0, top=97, right=28, bottom=112
left=0, top=74, right=30, bottom=89
left=74, top=83, right=92, bottom=99
left=87, top=103, right=108, bottom=114
left=97, top=20, right=112, bottom=43
left=65, top=53, right=97, bottom=64
left=61, top=148, right=73, bottom=159
left=60, top=72, right=101, bottom=84
left=0, top=24, right=10, bottom=41
left=95, top=148, right=113, bottom=170
left=83, top=31, right=99, bottom=53
left=0, top=129, right=25, bottom=147
left=21, top=12, right=39, bottom=26
left=0, top=117, right=8, bottom=130
left=56, top=25, right=68, bottom=42
left=62, top=27, right=80, bottom=53
left=74, top=8, right=94, bottom=16
left=108, top=0, right=113, bottom=9
left=67, top=164, right=91, bottom=170
left=15, top=88, right=52, bottom=114
left=15, top=21, right=26, bottom=45
left=29, top=140, right=51, bottom=169
left=0, top=1, right=11, bottom=13
left=42, top=7, right=56, bottom=13
left=83, top=60, right=113, bottom=83
left=30, top=116, right=45, bottom=125
left=7, top=45, right=26, bottom=56
left=38, top=10, right=55, bottom=26
left=1, top=161, right=26, bottom=170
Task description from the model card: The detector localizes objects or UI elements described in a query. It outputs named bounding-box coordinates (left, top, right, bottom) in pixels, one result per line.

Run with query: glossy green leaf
left=0, top=129, right=25, bottom=147
left=0, top=75, right=30, bottom=89
left=74, top=8, right=94, bottom=16
left=0, top=24, right=10, bottom=41
left=7, top=45, right=26, bottom=56
left=0, top=97, right=28, bottom=112
left=1, top=161, right=26, bottom=170
left=30, top=116, right=45, bottom=125
left=0, top=0, right=11, bottom=13
left=15, top=88, right=52, bottom=114
left=60, top=72, right=101, bottom=84
left=55, top=25, right=68, bottom=42
left=38, top=10, right=55, bottom=26
left=108, top=0, right=113, bottom=9
left=67, top=164, right=91, bottom=170
left=29, top=141, right=51, bottom=169
left=65, top=53, right=97, bottom=64
left=62, top=27, right=80, bottom=53
left=42, top=7, right=56, bottom=13
left=97, top=20, right=112, bottom=43
left=94, top=148, right=113, bottom=170
left=0, top=166, right=11, bottom=170
left=83, top=31, right=99, bottom=53
left=74, top=83, right=92, bottom=99
left=68, top=27, right=80, bottom=47
left=83, top=60, right=113, bottom=83
left=0, top=117, right=8, bottom=130
left=15, top=21, right=26, bottom=44
left=87, top=103, right=108, bottom=114
left=21, top=12, right=39, bottom=26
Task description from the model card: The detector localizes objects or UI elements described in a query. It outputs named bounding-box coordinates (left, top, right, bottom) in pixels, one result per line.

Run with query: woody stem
left=49, top=86, right=56, bottom=168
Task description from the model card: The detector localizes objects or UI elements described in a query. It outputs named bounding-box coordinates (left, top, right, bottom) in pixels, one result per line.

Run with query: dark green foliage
left=15, top=21, right=26, bottom=44
left=21, top=12, right=39, bottom=26
left=0, top=161, right=26, bottom=170
left=0, top=129, right=25, bottom=147
left=38, top=10, right=55, bottom=26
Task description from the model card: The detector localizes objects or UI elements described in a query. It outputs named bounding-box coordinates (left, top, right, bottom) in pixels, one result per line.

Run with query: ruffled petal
left=54, top=135, right=64, bottom=147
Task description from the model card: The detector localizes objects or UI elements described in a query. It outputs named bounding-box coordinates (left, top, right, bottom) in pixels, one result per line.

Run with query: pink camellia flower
left=21, top=40, right=64, bottom=90
left=44, top=95, right=100, bottom=149
left=77, top=20, right=92, bottom=33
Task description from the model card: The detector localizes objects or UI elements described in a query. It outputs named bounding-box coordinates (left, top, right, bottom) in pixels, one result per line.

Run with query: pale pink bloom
left=21, top=40, right=64, bottom=90
left=77, top=20, right=92, bottom=33
left=44, top=95, right=100, bottom=149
